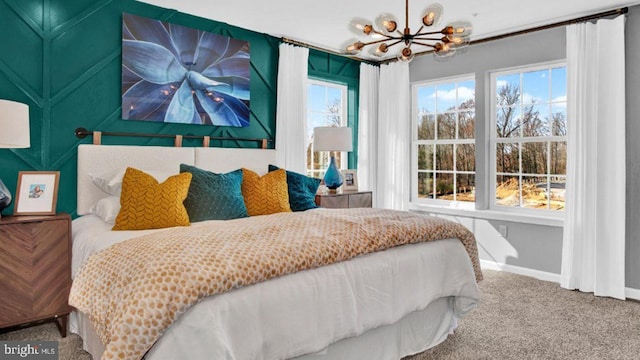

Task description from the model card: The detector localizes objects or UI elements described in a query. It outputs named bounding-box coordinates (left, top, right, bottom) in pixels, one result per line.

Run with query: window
left=306, top=79, right=348, bottom=178
left=491, top=63, right=567, bottom=212
left=412, top=76, right=476, bottom=205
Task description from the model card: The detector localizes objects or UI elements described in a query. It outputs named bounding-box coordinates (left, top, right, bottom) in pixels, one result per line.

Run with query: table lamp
left=0, top=99, right=30, bottom=216
left=313, top=126, right=353, bottom=193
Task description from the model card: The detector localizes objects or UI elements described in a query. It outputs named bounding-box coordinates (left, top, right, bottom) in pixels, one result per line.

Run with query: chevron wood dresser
left=0, top=213, right=72, bottom=337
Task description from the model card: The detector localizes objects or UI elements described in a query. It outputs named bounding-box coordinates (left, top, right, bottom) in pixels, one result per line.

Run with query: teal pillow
left=269, top=165, right=321, bottom=212
left=180, top=164, right=248, bottom=221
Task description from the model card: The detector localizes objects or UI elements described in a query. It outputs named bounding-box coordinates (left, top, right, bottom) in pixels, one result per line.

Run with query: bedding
left=70, top=208, right=481, bottom=360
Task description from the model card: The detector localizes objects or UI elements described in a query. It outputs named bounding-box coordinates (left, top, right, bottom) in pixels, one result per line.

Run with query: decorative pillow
left=268, top=165, right=321, bottom=212
left=179, top=164, right=248, bottom=222
left=241, top=168, right=291, bottom=216
left=89, top=169, right=174, bottom=196
left=112, top=167, right=192, bottom=230
left=88, top=196, right=121, bottom=225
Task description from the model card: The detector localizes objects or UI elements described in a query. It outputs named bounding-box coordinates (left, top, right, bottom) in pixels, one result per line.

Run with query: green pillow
left=180, top=164, right=248, bottom=221
left=268, top=165, right=321, bottom=212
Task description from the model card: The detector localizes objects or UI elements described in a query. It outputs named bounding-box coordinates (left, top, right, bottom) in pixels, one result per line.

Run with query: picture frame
left=13, top=171, right=60, bottom=216
left=341, top=169, right=358, bottom=191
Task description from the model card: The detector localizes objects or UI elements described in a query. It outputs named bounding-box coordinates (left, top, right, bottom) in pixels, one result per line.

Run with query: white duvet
left=70, top=215, right=480, bottom=360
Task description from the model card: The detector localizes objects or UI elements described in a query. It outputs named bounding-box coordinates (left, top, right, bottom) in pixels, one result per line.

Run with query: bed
left=68, top=144, right=482, bottom=360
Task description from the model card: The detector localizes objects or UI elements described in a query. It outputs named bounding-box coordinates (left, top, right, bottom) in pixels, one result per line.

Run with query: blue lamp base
left=323, top=155, right=343, bottom=192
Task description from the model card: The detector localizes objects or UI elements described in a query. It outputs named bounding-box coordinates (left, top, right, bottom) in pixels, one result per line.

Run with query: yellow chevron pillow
left=241, top=168, right=291, bottom=216
left=112, top=167, right=192, bottom=230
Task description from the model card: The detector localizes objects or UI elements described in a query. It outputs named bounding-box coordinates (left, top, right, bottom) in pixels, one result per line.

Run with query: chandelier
left=345, top=0, right=472, bottom=62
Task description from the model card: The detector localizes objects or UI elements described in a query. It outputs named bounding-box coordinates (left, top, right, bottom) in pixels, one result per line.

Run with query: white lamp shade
left=0, top=99, right=30, bottom=148
left=313, top=126, right=353, bottom=152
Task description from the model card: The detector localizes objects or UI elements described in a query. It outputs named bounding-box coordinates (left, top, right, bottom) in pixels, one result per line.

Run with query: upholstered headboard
left=77, top=145, right=278, bottom=215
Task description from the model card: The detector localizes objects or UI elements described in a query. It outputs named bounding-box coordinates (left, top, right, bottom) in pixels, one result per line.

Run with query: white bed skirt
left=71, top=296, right=459, bottom=360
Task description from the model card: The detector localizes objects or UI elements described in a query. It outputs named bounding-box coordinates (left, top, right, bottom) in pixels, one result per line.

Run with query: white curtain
left=376, top=61, right=410, bottom=210
left=561, top=16, right=626, bottom=299
left=275, top=43, right=309, bottom=174
left=357, top=63, right=380, bottom=205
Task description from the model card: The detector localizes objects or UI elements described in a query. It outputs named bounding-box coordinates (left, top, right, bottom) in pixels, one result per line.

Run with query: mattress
left=70, top=214, right=480, bottom=359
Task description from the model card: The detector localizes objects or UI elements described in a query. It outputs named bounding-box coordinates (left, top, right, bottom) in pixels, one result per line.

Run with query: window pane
left=417, top=86, right=436, bottom=113
left=436, top=144, right=454, bottom=171
left=496, top=73, right=520, bottom=106
left=327, top=87, right=342, bottom=107
left=417, top=114, right=435, bottom=140
left=496, top=175, right=520, bottom=207
left=456, top=174, right=475, bottom=202
left=551, top=67, right=567, bottom=101
left=418, top=144, right=434, bottom=170
left=550, top=141, right=567, bottom=175
left=458, top=80, right=475, bottom=109
left=549, top=176, right=566, bottom=210
left=522, top=176, right=549, bottom=209
left=522, top=104, right=550, bottom=137
left=435, top=173, right=454, bottom=200
left=308, top=84, right=325, bottom=111
left=522, top=69, right=549, bottom=105
left=418, top=172, right=434, bottom=198
left=496, top=142, right=519, bottom=174
left=436, top=83, right=456, bottom=112
left=437, top=113, right=456, bottom=139
left=551, top=105, right=566, bottom=136
left=522, top=142, right=547, bottom=175
left=458, top=111, right=475, bottom=139
left=457, top=144, right=475, bottom=172
left=496, top=106, right=521, bottom=138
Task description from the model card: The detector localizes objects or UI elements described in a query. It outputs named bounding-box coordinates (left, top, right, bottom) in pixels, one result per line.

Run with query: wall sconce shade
left=0, top=99, right=30, bottom=148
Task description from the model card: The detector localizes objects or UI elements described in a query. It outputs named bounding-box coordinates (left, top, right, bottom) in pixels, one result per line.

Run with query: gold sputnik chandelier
left=345, top=0, right=472, bottom=62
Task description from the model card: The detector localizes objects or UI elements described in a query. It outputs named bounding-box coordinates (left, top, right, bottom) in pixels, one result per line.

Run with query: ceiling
left=138, top=0, right=639, bottom=61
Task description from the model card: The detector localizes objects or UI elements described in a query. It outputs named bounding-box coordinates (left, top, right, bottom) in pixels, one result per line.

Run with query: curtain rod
left=74, top=127, right=272, bottom=149
left=282, top=7, right=627, bottom=65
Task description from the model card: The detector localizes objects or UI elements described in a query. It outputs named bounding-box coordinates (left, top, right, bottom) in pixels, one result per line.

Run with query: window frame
left=489, top=60, right=567, bottom=216
left=411, top=74, right=476, bottom=209
left=306, top=78, right=349, bottom=178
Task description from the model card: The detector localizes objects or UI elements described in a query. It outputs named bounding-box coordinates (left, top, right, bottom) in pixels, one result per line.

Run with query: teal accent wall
left=308, top=49, right=360, bottom=169
left=0, top=0, right=283, bottom=217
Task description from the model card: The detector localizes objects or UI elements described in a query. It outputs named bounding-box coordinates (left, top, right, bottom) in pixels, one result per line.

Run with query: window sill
left=408, top=203, right=564, bottom=227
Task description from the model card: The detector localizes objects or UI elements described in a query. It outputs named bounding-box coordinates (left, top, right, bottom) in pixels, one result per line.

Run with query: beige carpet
left=1, top=270, right=639, bottom=360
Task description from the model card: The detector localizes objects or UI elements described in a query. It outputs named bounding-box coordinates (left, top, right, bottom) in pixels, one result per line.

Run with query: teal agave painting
left=122, top=13, right=250, bottom=127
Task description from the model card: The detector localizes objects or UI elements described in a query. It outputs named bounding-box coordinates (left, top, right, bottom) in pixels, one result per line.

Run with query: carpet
left=1, top=270, right=639, bottom=359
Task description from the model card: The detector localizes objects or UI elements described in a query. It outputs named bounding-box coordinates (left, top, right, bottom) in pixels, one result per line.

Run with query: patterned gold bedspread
left=69, top=208, right=482, bottom=360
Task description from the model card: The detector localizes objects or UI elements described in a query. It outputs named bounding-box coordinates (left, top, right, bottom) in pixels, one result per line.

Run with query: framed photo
left=341, top=169, right=358, bottom=191
left=14, top=171, right=60, bottom=215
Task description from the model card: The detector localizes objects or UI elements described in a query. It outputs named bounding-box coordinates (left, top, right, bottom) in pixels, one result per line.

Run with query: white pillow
left=88, top=196, right=121, bottom=225
left=89, top=168, right=175, bottom=196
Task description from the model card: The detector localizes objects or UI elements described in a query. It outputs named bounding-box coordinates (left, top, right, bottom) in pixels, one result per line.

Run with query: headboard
left=77, top=145, right=278, bottom=215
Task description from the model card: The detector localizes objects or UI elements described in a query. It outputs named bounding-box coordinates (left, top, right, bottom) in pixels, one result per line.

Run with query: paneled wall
left=0, top=0, right=280, bottom=216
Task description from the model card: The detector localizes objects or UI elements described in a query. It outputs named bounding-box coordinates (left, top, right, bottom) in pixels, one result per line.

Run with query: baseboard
left=480, top=260, right=640, bottom=301
left=480, top=260, right=561, bottom=283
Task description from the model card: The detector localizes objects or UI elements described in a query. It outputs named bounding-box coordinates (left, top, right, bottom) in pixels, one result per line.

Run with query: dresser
left=315, top=190, right=373, bottom=209
left=0, top=213, right=72, bottom=337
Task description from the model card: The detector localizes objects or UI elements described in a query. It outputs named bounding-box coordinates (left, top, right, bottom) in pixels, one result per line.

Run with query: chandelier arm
left=411, top=40, right=438, bottom=48
left=361, top=38, right=398, bottom=47
left=414, top=25, right=425, bottom=35
left=414, top=30, right=446, bottom=37
left=385, top=39, right=405, bottom=48
left=413, top=36, right=446, bottom=41
left=371, top=29, right=399, bottom=40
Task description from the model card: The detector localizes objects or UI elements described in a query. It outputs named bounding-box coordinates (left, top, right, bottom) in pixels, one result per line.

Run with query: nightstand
left=0, top=213, right=72, bottom=337
left=315, top=190, right=373, bottom=208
